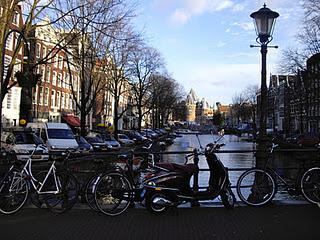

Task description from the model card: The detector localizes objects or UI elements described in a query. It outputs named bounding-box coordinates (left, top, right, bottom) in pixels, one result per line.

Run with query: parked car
left=122, top=130, right=148, bottom=144
left=84, top=136, right=109, bottom=151
left=140, top=129, right=159, bottom=140
left=26, top=122, right=78, bottom=152
left=2, top=128, right=49, bottom=161
left=75, top=136, right=93, bottom=154
left=117, top=134, right=135, bottom=147
left=286, top=133, right=319, bottom=147
left=102, top=134, right=121, bottom=151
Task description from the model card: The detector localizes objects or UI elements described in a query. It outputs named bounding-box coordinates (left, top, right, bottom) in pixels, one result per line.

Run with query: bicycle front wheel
left=0, top=171, right=29, bottom=214
left=85, top=174, right=102, bottom=212
left=237, top=168, right=276, bottom=206
left=94, top=172, right=132, bottom=216
left=301, top=167, right=320, bottom=204
left=44, top=172, right=79, bottom=213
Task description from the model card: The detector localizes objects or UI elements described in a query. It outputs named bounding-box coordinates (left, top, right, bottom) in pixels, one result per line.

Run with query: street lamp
left=250, top=4, right=279, bottom=140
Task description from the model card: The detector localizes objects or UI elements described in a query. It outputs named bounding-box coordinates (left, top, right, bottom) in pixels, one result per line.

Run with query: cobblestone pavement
left=0, top=204, right=319, bottom=240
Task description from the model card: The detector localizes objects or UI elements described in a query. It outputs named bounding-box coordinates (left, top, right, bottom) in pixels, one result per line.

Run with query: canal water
left=162, top=134, right=305, bottom=203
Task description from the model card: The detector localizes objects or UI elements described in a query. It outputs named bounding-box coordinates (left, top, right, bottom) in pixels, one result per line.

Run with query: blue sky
left=135, top=0, right=304, bottom=105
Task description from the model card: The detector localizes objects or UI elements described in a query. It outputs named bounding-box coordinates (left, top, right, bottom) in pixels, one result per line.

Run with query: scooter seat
left=157, top=163, right=198, bottom=174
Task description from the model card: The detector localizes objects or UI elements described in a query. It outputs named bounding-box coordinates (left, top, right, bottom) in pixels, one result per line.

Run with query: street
left=0, top=204, right=319, bottom=240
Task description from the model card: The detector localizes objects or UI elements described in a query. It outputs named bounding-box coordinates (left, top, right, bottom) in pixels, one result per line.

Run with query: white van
left=26, top=122, right=78, bottom=152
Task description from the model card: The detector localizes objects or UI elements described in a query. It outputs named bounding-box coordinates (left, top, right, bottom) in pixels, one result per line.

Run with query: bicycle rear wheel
left=0, top=171, right=29, bottom=214
left=94, top=172, right=132, bottom=216
left=44, top=172, right=79, bottom=213
left=237, top=168, right=276, bottom=206
left=301, top=167, right=320, bottom=204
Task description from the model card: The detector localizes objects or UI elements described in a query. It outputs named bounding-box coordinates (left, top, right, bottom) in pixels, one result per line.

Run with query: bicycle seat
left=156, top=163, right=198, bottom=174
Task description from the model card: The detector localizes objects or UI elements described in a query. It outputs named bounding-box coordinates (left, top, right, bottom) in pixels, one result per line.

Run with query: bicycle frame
left=12, top=148, right=61, bottom=195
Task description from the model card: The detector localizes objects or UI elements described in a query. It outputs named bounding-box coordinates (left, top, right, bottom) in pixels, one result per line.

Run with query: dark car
left=75, top=136, right=93, bottom=154
left=84, top=136, right=109, bottom=151
left=287, top=133, right=319, bottom=147
left=122, top=130, right=148, bottom=144
left=140, top=129, right=159, bottom=140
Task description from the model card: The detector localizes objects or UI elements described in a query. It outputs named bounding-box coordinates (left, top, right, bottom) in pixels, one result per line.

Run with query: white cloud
left=169, top=0, right=240, bottom=25
left=232, top=22, right=255, bottom=31
left=216, top=41, right=227, bottom=48
left=232, top=3, right=245, bottom=12
left=170, top=9, right=190, bottom=25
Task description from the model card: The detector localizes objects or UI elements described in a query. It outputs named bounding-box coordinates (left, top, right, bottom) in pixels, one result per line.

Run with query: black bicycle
left=236, top=144, right=312, bottom=206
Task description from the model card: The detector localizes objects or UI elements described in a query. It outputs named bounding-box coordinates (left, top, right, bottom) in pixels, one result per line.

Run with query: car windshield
left=104, top=135, right=116, bottom=141
left=87, top=137, right=104, bottom=143
left=47, top=129, right=75, bottom=139
left=119, top=134, right=128, bottom=139
left=14, top=132, right=36, bottom=144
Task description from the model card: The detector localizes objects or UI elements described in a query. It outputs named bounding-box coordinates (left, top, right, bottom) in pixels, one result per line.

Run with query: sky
left=135, top=0, right=305, bottom=105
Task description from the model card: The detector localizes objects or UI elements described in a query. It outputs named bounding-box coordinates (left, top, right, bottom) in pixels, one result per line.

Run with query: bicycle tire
left=0, top=171, right=29, bottom=214
left=85, top=174, right=102, bottom=212
left=94, top=172, right=132, bottom=216
left=44, top=171, right=79, bottom=213
left=301, top=167, right=320, bottom=204
left=236, top=168, right=276, bottom=206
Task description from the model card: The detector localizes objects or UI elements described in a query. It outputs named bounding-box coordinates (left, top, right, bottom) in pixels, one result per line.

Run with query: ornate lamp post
left=250, top=4, right=279, bottom=141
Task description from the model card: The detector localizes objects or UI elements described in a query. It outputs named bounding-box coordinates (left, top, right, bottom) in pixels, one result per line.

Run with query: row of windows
left=36, top=44, right=67, bottom=70
left=37, top=65, right=79, bottom=90
left=33, top=86, right=77, bottom=110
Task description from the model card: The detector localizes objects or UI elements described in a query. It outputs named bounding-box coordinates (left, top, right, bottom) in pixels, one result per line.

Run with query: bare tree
left=129, top=43, right=164, bottom=131
left=278, top=0, right=320, bottom=73
left=104, top=26, right=139, bottom=137
left=149, top=73, right=184, bottom=128
left=232, top=84, right=258, bottom=135
left=59, top=0, right=136, bottom=136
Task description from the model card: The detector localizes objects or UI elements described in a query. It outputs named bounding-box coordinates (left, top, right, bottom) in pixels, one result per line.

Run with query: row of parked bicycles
left=0, top=134, right=319, bottom=216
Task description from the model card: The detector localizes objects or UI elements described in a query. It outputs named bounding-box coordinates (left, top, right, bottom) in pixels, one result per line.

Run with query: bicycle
left=0, top=148, right=79, bottom=214
left=92, top=149, right=164, bottom=216
left=300, top=166, right=320, bottom=205
left=236, top=144, right=309, bottom=206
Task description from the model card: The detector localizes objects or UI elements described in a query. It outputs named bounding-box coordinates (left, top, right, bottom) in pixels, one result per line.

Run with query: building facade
left=1, top=4, right=24, bottom=127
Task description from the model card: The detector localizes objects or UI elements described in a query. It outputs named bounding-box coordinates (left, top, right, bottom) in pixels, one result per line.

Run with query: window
left=33, top=87, right=37, bottom=104
left=57, top=73, right=62, bottom=87
left=65, top=73, right=69, bottom=89
left=52, top=71, right=56, bottom=85
left=56, top=91, right=60, bottom=108
left=46, top=67, right=50, bottom=83
left=61, top=92, right=65, bottom=109
left=44, top=87, right=49, bottom=106
left=65, top=93, right=69, bottom=109
left=6, top=90, right=12, bottom=109
left=40, top=66, right=45, bottom=82
left=3, top=55, right=12, bottom=78
left=51, top=90, right=55, bottom=107
left=69, top=95, right=73, bottom=109
left=54, top=55, right=58, bottom=68
left=13, top=11, right=19, bottom=25
left=62, top=72, right=66, bottom=89
left=5, top=33, right=13, bottom=50
left=39, top=87, right=43, bottom=105
left=36, top=43, right=41, bottom=58
left=42, top=46, right=46, bottom=59
left=58, top=56, right=63, bottom=69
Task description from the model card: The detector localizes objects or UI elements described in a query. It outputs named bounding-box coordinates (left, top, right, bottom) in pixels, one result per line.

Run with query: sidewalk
left=0, top=204, right=319, bottom=240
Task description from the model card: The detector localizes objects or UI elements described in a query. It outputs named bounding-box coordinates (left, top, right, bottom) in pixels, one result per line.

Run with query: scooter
left=143, top=134, right=236, bottom=214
